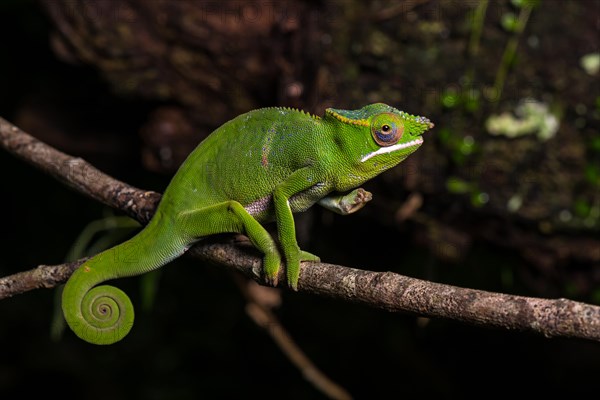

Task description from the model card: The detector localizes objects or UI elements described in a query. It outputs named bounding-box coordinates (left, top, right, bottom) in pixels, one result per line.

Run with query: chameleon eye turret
left=371, top=113, right=404, bottom=146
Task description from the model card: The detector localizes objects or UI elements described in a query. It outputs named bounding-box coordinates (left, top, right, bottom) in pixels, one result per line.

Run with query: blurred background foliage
left=0, top=0, right=598, bottom=398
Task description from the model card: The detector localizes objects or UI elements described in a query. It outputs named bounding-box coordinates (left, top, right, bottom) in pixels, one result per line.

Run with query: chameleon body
left=62, top=103, right=433, bottom=344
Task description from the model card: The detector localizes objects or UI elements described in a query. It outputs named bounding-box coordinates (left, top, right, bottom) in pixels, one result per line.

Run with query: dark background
left=1, top=1, right=599, bottom=398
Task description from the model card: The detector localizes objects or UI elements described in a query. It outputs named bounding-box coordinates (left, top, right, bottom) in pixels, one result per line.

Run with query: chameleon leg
left=318, top=188, right=373, bottom=215
left=178, top=201, right=282, bottom=286
left=272, top=168, right=322, bottom=290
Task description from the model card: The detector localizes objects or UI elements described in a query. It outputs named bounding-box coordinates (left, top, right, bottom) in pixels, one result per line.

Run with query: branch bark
left=1, top=116, right=599, bottom=342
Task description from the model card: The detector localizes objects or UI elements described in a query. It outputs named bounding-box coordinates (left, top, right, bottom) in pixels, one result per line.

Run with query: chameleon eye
left=371, top=113, right=404, bottom=147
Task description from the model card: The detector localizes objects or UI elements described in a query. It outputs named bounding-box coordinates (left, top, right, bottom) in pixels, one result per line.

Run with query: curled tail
left=62, top=213, right=185, bottom=345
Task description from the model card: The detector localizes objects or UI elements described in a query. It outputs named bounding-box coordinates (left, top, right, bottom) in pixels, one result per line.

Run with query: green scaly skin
left=62, top=103, right=434, bottom=344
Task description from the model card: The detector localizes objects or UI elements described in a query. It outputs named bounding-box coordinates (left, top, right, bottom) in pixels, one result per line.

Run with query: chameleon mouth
left=361, top=137, right=424, bottom=162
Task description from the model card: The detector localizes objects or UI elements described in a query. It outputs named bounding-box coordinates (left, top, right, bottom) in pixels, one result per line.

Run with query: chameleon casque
left=62, top=103, right=434, bottom=344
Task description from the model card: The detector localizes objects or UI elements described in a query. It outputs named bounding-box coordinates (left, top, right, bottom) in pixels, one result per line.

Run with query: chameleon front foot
left=318, top=188, right=373, bottom=215
left=262, top=251, right=282, bottom=287
left=349, top=188, right=373, bottom=212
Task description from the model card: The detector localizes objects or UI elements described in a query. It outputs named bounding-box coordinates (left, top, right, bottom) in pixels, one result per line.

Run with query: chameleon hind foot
left=284, top=249, right=320, bottom=291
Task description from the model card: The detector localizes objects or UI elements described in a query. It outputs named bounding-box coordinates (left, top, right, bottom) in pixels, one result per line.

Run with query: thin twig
left=493, top=4, right=533, bottom=102
left=1, top=116, right=600, bottom=342
left=236, top=276, right=352, bottom=400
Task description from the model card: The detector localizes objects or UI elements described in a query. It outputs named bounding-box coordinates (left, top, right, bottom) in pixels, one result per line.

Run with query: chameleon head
left=325, top=103, right=434, bottom=181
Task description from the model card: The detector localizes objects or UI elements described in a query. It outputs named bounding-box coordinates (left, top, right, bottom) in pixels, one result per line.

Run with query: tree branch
left=1, top=116, right=599, bottom=342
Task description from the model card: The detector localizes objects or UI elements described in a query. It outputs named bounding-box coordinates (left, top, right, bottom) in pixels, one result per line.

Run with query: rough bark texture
left=1, top=115, right=599, bottom=342
left=191, top=242, right=600, bottom=341
left=0, top=260, right=84, bottom=297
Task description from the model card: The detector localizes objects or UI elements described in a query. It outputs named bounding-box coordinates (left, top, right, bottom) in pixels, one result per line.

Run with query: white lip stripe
left=360, top=138, right=424, bottom=162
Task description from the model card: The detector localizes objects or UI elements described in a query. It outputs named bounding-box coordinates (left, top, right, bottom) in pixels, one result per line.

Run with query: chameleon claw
left=265, top=274, right=279, bottom=288
left=287, top=277, right=298, bottom=291
left=342, top=188, right=372, bottom=214
left=262, top=253, right=281, bottom=287
left=355, top=188, right=373, bottom=204
left=299, top=250, right=320, bottom=262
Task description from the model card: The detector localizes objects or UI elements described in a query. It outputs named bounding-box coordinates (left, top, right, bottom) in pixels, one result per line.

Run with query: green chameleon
left=62, top=103, right=433, bottom=344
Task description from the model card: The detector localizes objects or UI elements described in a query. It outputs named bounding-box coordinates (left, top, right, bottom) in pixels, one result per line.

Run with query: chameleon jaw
left=360, top=137, right=424, bottom=162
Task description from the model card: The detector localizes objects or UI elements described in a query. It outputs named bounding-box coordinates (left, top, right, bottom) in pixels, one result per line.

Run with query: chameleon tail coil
left=62, top=265, right=134, bottom=345
left=61, top=216, right=181, bottom=344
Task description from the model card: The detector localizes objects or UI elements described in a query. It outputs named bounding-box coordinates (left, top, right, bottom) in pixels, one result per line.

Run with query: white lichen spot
left=507, top=194, right=522, bottom=212
left=485, top=99, right=559, bottom=141
left=251, top=263, right=262, bottom=278
left=477, top=192, right=489, bottom=204
left=341, top=274, right=357, bottom=297
left=559, top=209, right=572, bottom=222
left=580, top=52, right=600, bottom=76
